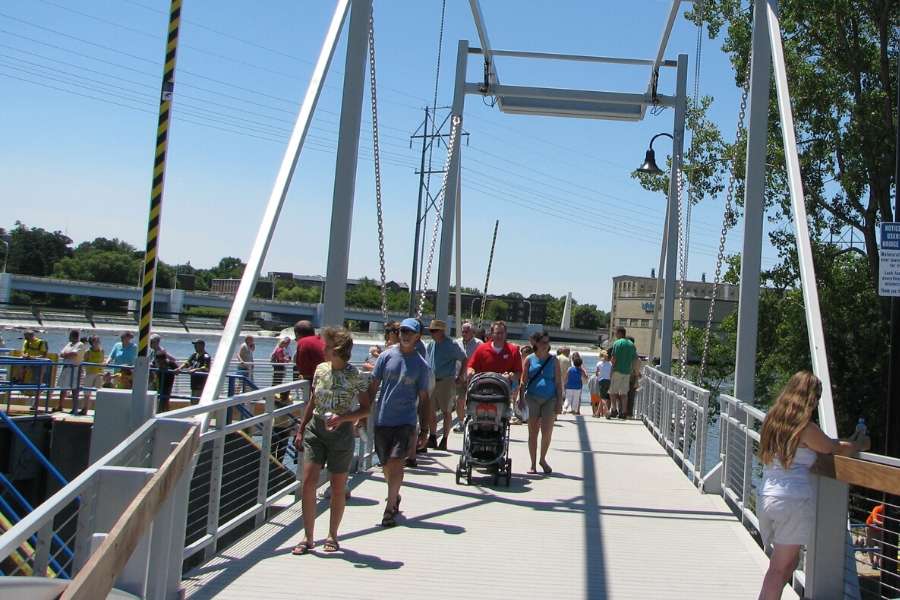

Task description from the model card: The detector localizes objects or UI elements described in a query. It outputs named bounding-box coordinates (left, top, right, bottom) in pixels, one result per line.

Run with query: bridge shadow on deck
left=576, top=416, right=609, bottom=599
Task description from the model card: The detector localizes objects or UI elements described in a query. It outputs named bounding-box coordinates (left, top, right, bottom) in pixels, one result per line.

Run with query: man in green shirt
left=609, top=326, right=637, bottom=419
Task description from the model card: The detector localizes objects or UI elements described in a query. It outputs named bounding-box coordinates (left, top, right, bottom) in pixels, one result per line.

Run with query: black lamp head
left=636, top=148, right=663, bottom=176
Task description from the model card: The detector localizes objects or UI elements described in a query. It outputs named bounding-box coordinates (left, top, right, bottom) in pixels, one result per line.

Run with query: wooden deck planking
left=182, top=417, right=796, bottom=599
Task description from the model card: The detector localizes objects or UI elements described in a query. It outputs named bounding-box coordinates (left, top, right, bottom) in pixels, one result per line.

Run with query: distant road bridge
left=0, top=274, right=602, bottom=343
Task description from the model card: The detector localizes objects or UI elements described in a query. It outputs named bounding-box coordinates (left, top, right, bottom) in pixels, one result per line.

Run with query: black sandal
left=381, top=510, right=397, bottom=527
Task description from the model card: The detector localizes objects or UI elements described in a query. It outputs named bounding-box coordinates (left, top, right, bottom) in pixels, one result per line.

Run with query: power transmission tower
left=407, top=106, right=468, bottom=315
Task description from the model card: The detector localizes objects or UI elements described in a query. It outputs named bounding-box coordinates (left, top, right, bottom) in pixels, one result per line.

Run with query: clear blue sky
left=0, top=0, right=782, bottom=311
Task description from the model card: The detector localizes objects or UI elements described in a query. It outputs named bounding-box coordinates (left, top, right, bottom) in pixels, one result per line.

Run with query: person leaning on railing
left=292, top=326, right=371, bottom=555
left=756, top=371, right=870, bottom=600
left=106, top=331, right=136, bottom=389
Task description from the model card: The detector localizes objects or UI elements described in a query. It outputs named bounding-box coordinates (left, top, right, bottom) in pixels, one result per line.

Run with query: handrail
left=0, top=411, right=68, bottom=487
left=0, top=419, right=155, bottom=561
left=59, top=425, right=199, bottom=600
left=813, top=453, right=900, bottom=496
left=0, top=472, right=72, bottom=577
left=158, top=380, right=302, bottom=419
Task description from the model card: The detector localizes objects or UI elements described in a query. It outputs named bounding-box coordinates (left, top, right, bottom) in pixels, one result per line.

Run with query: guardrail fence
left=634, top=366, right=710, bottom=486
left=636, top=365, right=900, bottom=600
left=0, top=374, right=380, bottom=598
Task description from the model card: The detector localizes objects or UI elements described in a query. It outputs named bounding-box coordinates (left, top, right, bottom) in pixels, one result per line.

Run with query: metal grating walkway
left=182, top=417, right=797, bottom=599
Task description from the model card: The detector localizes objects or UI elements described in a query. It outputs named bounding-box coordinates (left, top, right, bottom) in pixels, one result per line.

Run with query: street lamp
left=0, top=230, right=10, bottom=274
left=523, top=299, right=532, bottom=324
left=635, top=132, right=674, bottom=176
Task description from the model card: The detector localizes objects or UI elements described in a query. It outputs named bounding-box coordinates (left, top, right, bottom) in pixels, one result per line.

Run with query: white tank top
left=761, top=446, right=817, bottom=498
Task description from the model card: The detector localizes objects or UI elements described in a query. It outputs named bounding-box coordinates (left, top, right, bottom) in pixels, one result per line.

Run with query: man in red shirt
left=294, top=320, right=325, bottom=382
left=467, top=320, right=522, bottom=384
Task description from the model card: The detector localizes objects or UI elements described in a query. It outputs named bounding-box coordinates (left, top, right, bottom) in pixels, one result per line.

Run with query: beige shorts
left=610, top=371, right=631, bottom=396
left=83, top=373, right=105, bottom=389
left=758, top=495, right=813, bottom=549
left=432, top=378, right=456, bottom=412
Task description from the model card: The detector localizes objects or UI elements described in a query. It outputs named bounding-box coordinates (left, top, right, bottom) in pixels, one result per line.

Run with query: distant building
left=609, top=275, right=738, bottom=361
left=210, top=278, right=273, bottom=298
left=422, top=291, right=549, bottom=324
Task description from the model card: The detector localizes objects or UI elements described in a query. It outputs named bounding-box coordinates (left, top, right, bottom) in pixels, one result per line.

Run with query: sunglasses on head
left=386, top=328, right=399, bottom=334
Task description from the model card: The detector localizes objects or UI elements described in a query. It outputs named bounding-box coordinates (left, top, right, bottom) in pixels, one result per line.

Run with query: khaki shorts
left=83, top=373, right=105, bottom=389
left=303, top=417, right=354, bottom=474
left=758, top=495, right=813, bottom=549
left=610, top=371, right=631, bottom=396
left=432, top=378, right=456, bottom=412
left=525, top=393, right=557, bottom=419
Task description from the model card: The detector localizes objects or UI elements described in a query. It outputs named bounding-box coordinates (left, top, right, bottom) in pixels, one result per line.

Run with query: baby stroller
left=456, top=372, right=512, bottom=487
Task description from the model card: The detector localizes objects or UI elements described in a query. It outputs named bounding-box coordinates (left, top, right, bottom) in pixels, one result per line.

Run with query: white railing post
left=255, top=395, right=276, bottom=528
left=740, top=410, right=753, bottom=525
left=33, top=522, right=53, bottom=577
left=203, top=408, right=226, bottom=562
left=805, top=476, right=850, bottom=599
left=146, top=419, right=193, bottom=600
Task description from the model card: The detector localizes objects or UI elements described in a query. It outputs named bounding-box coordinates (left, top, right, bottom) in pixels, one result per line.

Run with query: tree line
left=638, top=1, right=897, bottom=450
left=0, top=221, right=609, bottom=329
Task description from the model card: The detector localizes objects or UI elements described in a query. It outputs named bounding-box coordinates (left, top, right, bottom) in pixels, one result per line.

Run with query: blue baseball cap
left=399, top=318, right=421, bottom=333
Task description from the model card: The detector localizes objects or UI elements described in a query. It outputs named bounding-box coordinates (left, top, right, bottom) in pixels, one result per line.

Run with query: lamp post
left=523, top=299, right=532, bottom=324
left=470, top=297, right=482, bottom=321
left=636, top=130, right=679, bottom=371
left=0, top=237, right=9, bottom=274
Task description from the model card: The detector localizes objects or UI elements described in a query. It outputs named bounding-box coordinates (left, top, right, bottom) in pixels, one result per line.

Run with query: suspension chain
left=697, top=67, right=751, bottom=382
left=676, top=167, right=689, bottom=379
left=480, top=220, right=499, bottom=321
left=417, top=115, right=461, bottom=319
left=367, top=12, right=388, bottom=322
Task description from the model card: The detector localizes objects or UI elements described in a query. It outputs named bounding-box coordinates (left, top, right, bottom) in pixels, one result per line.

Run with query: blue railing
left=0, top=472, right=72, bottom=578
left=0, top=411, right=68, bottom=488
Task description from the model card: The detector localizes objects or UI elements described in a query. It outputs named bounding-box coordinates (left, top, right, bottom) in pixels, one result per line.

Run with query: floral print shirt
left=312, top=362, right=367, bottom=416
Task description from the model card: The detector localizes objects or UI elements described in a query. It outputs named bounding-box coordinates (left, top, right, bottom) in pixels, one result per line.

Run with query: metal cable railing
left=636, top=366, right=711, bottom=485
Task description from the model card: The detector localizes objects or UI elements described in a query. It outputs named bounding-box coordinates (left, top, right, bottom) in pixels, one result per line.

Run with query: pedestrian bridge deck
left=182, top=417, right=796, bottom=599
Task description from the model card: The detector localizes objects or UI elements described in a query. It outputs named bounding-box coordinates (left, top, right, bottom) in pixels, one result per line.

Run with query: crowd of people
left=289, top=318, right=648, bottom=554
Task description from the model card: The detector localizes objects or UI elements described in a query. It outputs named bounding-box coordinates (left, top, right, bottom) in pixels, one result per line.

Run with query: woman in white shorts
left=756, top=371, right=868, bottom=600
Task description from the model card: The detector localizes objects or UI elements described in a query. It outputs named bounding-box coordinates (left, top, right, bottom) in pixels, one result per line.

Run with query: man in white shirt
left=453, top=321, right=482, bottom=433
left=57, top=329, right=86, bottom=411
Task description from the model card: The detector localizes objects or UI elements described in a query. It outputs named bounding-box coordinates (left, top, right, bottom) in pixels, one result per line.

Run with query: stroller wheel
left=455, top=464, right=463, bottom=485
left=466, top=467, right=472, bottom=485
left=505, top=459, right=513, bottom=487
left=492, top=472, right=500, bottom=486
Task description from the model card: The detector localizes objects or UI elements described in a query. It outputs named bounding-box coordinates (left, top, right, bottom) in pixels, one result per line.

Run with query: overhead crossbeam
left=645, top=0, right=687, bottom=115
left=466, top=82, right=676, bottom=121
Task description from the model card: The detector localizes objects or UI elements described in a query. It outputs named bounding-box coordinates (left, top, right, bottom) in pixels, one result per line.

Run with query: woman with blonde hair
left=756, top=371, right=869, bottom=600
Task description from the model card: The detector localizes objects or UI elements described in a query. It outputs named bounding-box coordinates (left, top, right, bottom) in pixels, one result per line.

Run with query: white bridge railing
left=634, top=366, right=711, bottom=486
left=636, top=365, right=900, bottom=600
left=0, top=378, right=377, bottom=599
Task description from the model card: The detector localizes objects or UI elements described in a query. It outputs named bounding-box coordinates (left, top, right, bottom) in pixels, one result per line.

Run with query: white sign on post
left=880, top=222, right=900, bottom=297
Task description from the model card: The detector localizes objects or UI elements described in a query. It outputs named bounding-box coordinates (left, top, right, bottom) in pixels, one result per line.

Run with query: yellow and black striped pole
left=134, top=0, right=181, bottom=410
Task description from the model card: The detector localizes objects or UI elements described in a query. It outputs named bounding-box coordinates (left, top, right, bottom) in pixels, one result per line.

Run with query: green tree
left=5, top=222, right=72, bottom=276
left=485, top=299, right=509, bottom=322
left=210, top=257, right=245, bottom=280
left=54, top=250, right=141, bottom=285
left=692, top=0, right=898, bottom=312
left=573, top=303, right=604, bottom=330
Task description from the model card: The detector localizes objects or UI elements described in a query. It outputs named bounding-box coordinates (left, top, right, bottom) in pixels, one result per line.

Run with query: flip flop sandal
left=291, top=541, right=312, bottom=555
left=540, top=462, right=553, bottom=474
left=526, top=468, right=539, bottom=475
left=381, top=510, right=397, bottom=528
left=323, top=538, right=340, bottom=553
